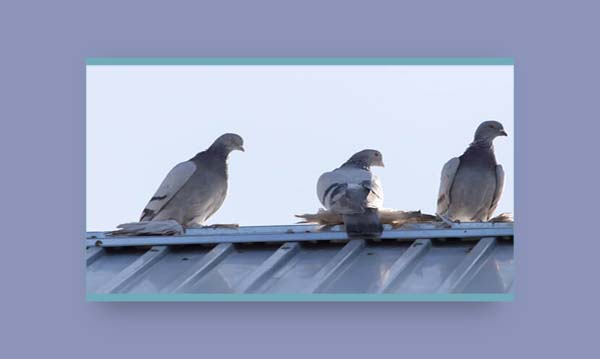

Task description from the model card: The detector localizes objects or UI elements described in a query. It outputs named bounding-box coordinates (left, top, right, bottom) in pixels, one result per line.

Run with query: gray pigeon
left=437, top=121, right=507, bottom=222
left=317, top=149, right=385, bottom=238
left=139, top=133, right=244, bottom=227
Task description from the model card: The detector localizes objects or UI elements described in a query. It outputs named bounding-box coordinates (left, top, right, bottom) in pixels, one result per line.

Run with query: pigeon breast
left=447, top=146, right=498, bottom=221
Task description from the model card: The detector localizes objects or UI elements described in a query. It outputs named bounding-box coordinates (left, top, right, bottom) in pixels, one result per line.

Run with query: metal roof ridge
left=86, top=222, right=513, bottom=248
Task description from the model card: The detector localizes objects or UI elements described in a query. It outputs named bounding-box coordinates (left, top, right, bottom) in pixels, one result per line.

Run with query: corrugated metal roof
left=86, top=223, right=514, bottom=294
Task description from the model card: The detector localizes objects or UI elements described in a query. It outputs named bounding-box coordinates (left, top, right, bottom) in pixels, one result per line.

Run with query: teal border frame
left=88, top=293, right=514, bottom=302
left=85, top=57, right=514, bottom=302
left=86, top=57, right=513, bottom=66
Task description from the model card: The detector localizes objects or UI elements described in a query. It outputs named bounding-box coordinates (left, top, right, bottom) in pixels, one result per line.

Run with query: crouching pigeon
left=437, top=121, right=507, bottom=223
left=112, top=133, right=244, bottom=236
left=317, top=149, right=385, bottom=238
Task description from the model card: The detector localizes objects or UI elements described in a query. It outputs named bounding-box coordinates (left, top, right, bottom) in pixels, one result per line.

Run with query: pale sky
left=86, top=65, right=513, bottom=231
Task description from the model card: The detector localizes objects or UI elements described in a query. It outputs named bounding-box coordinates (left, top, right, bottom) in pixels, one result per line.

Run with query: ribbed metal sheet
left=86, top=223, right=514, bottom=294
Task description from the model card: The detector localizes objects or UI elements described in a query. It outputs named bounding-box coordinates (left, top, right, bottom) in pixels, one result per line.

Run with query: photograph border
left=85, top=57, right=514, bottom=302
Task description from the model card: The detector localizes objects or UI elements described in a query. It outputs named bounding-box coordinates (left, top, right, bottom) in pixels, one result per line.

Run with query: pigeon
left=317, top=149, right=385, bottom=238
left=437, top=121, right=507, bottom=223
left=113, top=133, right=244, bottom=236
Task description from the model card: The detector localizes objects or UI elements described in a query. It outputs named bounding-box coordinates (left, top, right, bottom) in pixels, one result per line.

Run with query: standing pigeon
left=113, top=133, right=244, bottom=236
left=317, top=149, right=385, bottom=238
left=437, top=121, right=507, bottom=222
left=140, top=133, right=244, bottom=226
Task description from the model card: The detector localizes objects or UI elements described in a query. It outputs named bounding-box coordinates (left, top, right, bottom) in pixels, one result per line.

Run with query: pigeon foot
left=436, top=214, right=460, bottom=228
left=204, top=223, right=240, bottom=229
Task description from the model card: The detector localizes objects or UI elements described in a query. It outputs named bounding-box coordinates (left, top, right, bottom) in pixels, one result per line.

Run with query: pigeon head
left=210, top=133, right=245, bottom=153
left=474, top=121, right=508, bottom=142
left=343, top=149, right=385, bottom=169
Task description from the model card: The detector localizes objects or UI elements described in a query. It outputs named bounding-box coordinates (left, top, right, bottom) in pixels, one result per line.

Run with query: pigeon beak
left=499, top=129, right=508, bottom=137
left=379, top=160, right=385, bottom=168
left=238, top=146, right=245, bottom=152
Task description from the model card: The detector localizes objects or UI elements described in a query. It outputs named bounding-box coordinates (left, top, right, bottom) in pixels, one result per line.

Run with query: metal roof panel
left=86, top=223, right=514, bottom=295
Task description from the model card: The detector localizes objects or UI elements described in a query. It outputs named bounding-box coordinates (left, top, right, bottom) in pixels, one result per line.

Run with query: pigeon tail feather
left=109, top=220, right=184, bottom=236
left=342, top=208, right=383, bottom=239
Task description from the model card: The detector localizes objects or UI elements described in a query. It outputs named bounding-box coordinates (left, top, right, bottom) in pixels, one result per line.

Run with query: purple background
left=1, top=0, right=597, bottom=357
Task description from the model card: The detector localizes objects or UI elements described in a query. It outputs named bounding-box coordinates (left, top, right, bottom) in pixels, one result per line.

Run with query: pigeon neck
left=468, top=138, right=494, bottom=151
left=462, top=139, right=496, bottom=162
left=190, top=148, right=229, bottom=177
left=190, top=147, right=230, bottom=165
left=341, top=160, right=370, bottom=171
left=205, top=145, right=230, bottom=160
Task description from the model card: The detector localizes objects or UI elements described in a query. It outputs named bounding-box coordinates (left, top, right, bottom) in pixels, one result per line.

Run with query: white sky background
left=86, top=65, right=513, bottom=231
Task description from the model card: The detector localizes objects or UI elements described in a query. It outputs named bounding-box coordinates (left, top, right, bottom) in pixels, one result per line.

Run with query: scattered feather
left=489, top=212, right=513, bottom=223
left=295, top=209, right=344, bottom=225
left=296, top=208, right=438, bottom=227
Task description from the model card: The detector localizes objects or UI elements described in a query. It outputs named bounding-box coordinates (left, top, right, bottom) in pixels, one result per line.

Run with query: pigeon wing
left=488, top=164, right=505, bottom=219
left=317, top=170, right=344, bottom=209
left=140, top=161, right=197, bottom=221
left=365, top=173, right=384, bottom=209
left=436, top=157, right=460, bottom=216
